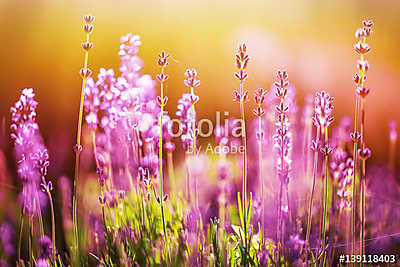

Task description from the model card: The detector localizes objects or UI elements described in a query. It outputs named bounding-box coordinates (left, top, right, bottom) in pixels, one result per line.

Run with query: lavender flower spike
left=73, top=14, right=95, bottom=263
left=273, top=70, right=292, bottom=249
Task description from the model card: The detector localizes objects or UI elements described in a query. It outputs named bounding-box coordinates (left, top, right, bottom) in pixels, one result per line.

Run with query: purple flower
left=38, top=235, right=53, bottom=259
left=287, top=234, right=305, bottom=260
left=0, top=259, right=10, bottom=267
left=257, top=249, right=270, bottom=266
left=10, top=88, right=38, bottom=126
left=10, top=88, right=50, bottom=216
left=184, top=69, right=200, bottom=88
left=176, top=93, right=197, bottom=150
left=185, top=208, right=202, bottom=233
left=273, top=71, right=293, bottom=185
left=0, top=222, right=16, bottom=258
left=313, top=91, right=334, bottom=128
left=32, top=149, right=50, bottom=177
left=89, top=214, right=106, bottom=248
left=83, top=77, right=100, bottom=129
left=35, top=259, right=49, bottom=267
left=119, top=34, right=144, bottom=86
left=331, top=148, right=354, bottom=210
left=216, top=159, right=232, bottom=180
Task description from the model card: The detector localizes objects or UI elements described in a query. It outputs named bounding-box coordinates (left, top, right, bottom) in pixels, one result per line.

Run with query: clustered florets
left=10, top=88, right=50, bottom=215
left=331, top=148, right=354, bottom=210
left=82, top=34, right=166, bottom=191
left=179, top=68, right=200, bottom=152
left=233, top=43, right=249, bottom=103
left=273, top=70, right=292, bottom=184
left=312, top=91, right=334, bottom=129
left=176, top=93, right=196, bottom=150
left=354, top=20, right=373, bottom=98
left=184, top=69, right=201, bottom=90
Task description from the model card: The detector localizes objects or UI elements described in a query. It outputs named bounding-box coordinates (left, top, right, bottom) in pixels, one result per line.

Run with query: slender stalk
left=73, top=28, right=91, bottom=259
left=351, top=87, right=360, bottom=259
left=29, top=215, right=33, bottom=266
left=277, top=93, right=285, bottom=250
left=35, top=191, right=44, bottom=237
left=277, top=182, right=282, bottom=250
left=234, top=44, right=249, bottom=265
left=257, top=115, right=264, bottom=242
left=18, top=212, right=24, bottom=263
left=352, top=27, right=371, bottom=257
left=239, top=79, right=248, bottom=255
left=190, top=86, right=199, bottom=209
left=158, top=66, right=167, bottom=239
left=305, top=127, right=321, bottom=253
left=360, top=96, right=367, bottom=262
left=321, top=128, right=329, bottom=263
left=46, top=187, right=57, bottom=262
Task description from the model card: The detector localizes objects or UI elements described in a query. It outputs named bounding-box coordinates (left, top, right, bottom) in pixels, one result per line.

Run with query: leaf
left=237, top=192, right=245, bottom=229
left=247, top=192, right=253, bottom=228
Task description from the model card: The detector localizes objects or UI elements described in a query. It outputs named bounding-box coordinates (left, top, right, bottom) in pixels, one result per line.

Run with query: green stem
left=46, top=188, right=57, bottom=262
left=239, top=79, right=248, bottom=261
left=29, top=215, right=33, bottom=266
left=73, top=32, right=90, bottom=261
left=277, top=94, right=285, bottom=253
left=360, top=96, right=366, bottom=264
left=257, top=114, right=264, bottom=243
left=35, top=191, right=44, bottom=237
left=305, top=127, right=320, bottom=256
left=190, top=86, right=198, bottom=210
left=321, top=128, right=329, bottom=263
left=18, top=212, right=24, bottom=263
left=158, top=67, right=167, bottom=241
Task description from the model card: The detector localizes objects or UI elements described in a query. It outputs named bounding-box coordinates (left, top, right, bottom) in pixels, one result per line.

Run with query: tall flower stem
left=352, top=20, right=373, bottom=258
left=351, top=95, right=359, bottom=258
left=41, top=176, right=57, bottom=262
left=239, top=81, right=248, bottom=240
left=183, top=68, right=200, bottom=209
left=258, top=117, right=264, bottom=241
left=46, top=188, right=57, bottom=262
left=253, top=88, right=266, bottom=243
left=29, top=215, right=33, bottom=266
left=17, top=212, right=24, bottom=263
left=158, top=66, right=167, bottom=240
left=34, top=192, right=44, bottom=237
left=190, top=86, right=198, bottom=209
left=272, top=70, right=291, bottom=259
left=278, top=95, right=285, bottom=248
left=233, top=44, right=250, bottom=261
left=311, top=91, right=334, bottom=264
left=321, top=128, right=330, bottom=263
left=73, top=15, right=94, bottom=260
left=156, top=51, right=171, bottom=244
left=359, top=97, right=366, bottom=259
left=305, top=126, right=320, bottom=253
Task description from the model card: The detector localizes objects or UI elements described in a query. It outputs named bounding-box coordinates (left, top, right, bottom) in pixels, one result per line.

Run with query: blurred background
left=0, top=0, right=399, bottom=178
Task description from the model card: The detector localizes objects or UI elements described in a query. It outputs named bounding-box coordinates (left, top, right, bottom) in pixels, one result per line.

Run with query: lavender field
left=1, top=5, right=400, bottom=267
